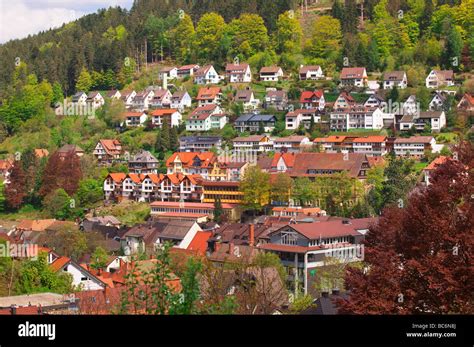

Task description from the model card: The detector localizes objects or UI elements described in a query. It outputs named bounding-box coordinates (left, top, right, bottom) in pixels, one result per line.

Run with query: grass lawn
left=96, top=201, right=150, bottom=226
left=414, top=162, right=429, bottom=173
left=435, top=132, right=458, bottom=144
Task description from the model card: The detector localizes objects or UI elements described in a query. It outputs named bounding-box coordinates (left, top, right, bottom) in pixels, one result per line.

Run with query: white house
left=232, top=135, right=274, bottom=153
left=177, top=64, right=200, bottom=78
left=196, top=87, right=222, bottom=107
left=300, top=90, right=325, bottom=110
left=299, top=65, right=324, bottom=80
left=383, top=71, right=407, bottom=89
left=402, top=95, right=418, bottom=115
left=86, top=91, right=105, bottom=109
left=149, top=89, right=172, bottom=108
left=285, top=109, right=321, bottom=130
left=225, top=63, right=252, bottom=83
left=364, top=94, right=386, bottom=109
left=121, top=90, right=137, bottom=108
left=393, top=136, right=437, bottom=157
left=425, top=70, right=454, bottom=89
left=330, top=107, right=385, bottom=131
left=51, top=257, right=106, bottom=291
left=194, top=65, right=220, bottom=84
left=260, top=66, right=284, bottom=82
left=150, top=109, right=182, bottom=128
left=333, top=92, right=355, bottom=110
left=340, top=67, right=368, bottom=87
left=159, top=66, right=178, bottom=80
left=72, top=92, right=87, bottom=106
left=170, top=90, right=192, bottom=112
left=107, top=90, right=122, bottom=99
left=124, top=112, right=148, bottom=127
left=429, top=92, right=447, bottom=111
left=352, top=136, right=387, bottom=156
left=132, top=90, right=154, bottom=111
left=273, top=136, right=311, bottom=153
left=235, top=89, right=260, bottom=111
left=186, top=104, right=226, bottom=131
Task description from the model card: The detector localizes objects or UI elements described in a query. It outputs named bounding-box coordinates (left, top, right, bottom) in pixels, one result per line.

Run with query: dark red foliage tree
left=338, top=142, right=474, bottom=314
left=5, top=162, right=26, bottom=210
left=40, top=150, right=82, bottom=197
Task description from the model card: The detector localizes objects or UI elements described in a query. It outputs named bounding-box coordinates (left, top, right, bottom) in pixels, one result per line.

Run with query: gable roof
left=194, top=65, right=214, bottom=77
left=383, top=71, right=406, bottom=81
left=341, top=67, right=366, bottom=79
left=98, top=139, right=122, bottom=156
left=260, top=66, right=282, bottom=74
left=271, top=152, right=296, bottom=169
left=288, top=153, right=368, bottom=178
left=196, top=87, right=221, bottom=100
left=225, top=63, right=250, bottom=73
left=299, top=65, right=321, bottom=74
left=300, top=90, right=324, bottom=103
left=166, top=152, right=216, bottom=168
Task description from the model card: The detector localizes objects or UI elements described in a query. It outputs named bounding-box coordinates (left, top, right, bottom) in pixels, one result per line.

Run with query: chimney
left=229, top=242, right=234, bottom=255
left=321, top=291, right=329, bottom=298
left=10, top=305, right=17, bottom=315
left=214, top=242, right=220, bottom=253
left=249, top=224, right=255, bottom=247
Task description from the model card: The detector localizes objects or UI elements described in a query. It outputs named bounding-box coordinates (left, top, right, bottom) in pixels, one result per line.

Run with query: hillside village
left=0, top=0, right=472, bottom=316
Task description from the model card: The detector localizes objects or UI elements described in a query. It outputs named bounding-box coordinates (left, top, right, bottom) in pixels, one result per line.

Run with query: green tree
left=90, top=247, right=109, bottom=270
left=310, top=16, right=342, bottom=60
left=76, top=178, right=103, bottom=208
left=292, top=177, right=316, bottom=206
left=42, top=188, right=79, bottom=220
left=214, top=196, right=223, bottom=223
left=51, top=82, right=64, bottom=106
left=173, top=14, right=195, bottom=63
left=75, top=67, right=93, bottom=92
left=228, top=14, right=269, bottom=58
left=170, top=257, right=202, bottom=315
left=275, top=11, right=302, bottom=54
left=195, top=13, right=226, bottom=62
left=442, top=21, right=463, bottom=71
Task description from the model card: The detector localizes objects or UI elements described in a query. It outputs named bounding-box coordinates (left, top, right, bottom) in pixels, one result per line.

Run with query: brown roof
left=233, top=135, right=268, bottom=142
left=394, top=136, right=433, bottom=144
left=288, top=153, right=368, bottom=178
left=226, top=63, right=249, bottom=73
left=123, top=220, right=197, bottom=245
left=383, top=71, right=406, bottom=81
left=299, top=65, right=321, bottom=74
left=340, top=67, right=366, bottom=79
left=260, top=66, right=282, bottom=74
left=196, top=87, right=221, bottom=100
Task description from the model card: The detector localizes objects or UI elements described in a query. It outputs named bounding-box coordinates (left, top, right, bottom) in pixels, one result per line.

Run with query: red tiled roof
left=150, top=201, right=237, bottom=209
left=300, top=90, right=324, bottom=103
left=341, top=67, right=366, bottom=79
left=150, top=109, right=178, bottom=116
left=196, top=87, right=221, bottom=100
left=353, top=136, right=387, bottom=143
left=50, top=256, right=71, bottom=272
left=424, top=156, right=449, bottom=171
left=271, top=152, right=296, bottom=168
left=313, top=136, right=347, bottom=143
left=186, top=231, right=212, bottom=255
left=166, top=152, right=216, bottom=168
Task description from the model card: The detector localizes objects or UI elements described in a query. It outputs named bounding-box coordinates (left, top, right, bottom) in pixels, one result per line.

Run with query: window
left=281, top=231, right=298, bottom=245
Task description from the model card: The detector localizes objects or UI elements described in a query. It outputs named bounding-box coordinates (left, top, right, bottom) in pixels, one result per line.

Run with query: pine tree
left=169, top=126, right=178, bottom=152
left=342, top=0, right=359, bottom=34
left=75, top=67, right=93, bottom=92
left=388, top=86, right=399, bottom=103
left=332, top=0, right=344, bottom=21
left=213, top=196, right=223, bottom=223
left=160, top=121, right=171, bottom=152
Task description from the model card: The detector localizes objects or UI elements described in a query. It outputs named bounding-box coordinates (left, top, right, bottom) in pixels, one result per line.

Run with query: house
left=457, top=93, right=474, bottom=113
left=273, top=136, right=311, bottom=153
left=177, top=64, right=200, bottom=78
left=225, top=63, right=252, bottom=83
left=50, top=256, right=106, bottom=291
left=121, top=90, right=137, bottom=108
left=285, top=109, right=321, bottom=130
left=128, top=150, right=159, bottom=174
left=124, top=112, right=147, bottom=127
left=170, top=90, right=192, bottom=112
left=103, top=173, right=203, bottom=202
left=264, top=90, right=288, bottom=111
left=352, top=136, right=387, bottom=156
left=272, top=206, right=326, bottom=218
left=429, top=92, right=447, bottom=111
left=400, top=111, right=446, bottom=132
left=330, top=106, right=385, bottom=131
left=313, top=136, right=357, bottom=153
left=260, top=66, right=284, bottom=82
left=224, top=161, right=250, bottom=182
left=86, top=91, right=105, bottom=109
left=159, top=66, right=178, bottom=80
left=268, top=152, right=296, bottom=173
left=179, top=136, right=222, bottom=152
left=194, top=65, right=219, bottom=84
left=93, top=139, right=123, bottom=164
left=107, top=90, right=121, bottom=99
left=259, top=218, right=374, bottom=294
left=72, top=92, right=87, bottom=106
left=393, top=136, right=438, bottom=157
left=234, top=89, right=260, bottom=111
left=340, top=67, right=368, bottom=87
left=150, top=109, right=182, bottom=128
left=284, top=153, right=370, bottom=179
left=232, top=135, right=274, bottom=154
left=401, top=95, right=418, bottom=115
left=132, top=90, right=154, bottom=111
left=383, top=71, right=407, bottom=89
left=425, top=70, right=454, bottom=89
left=300, top=90, right=325, bottom=110
left=149, top=89, right=172, bottom=108
left=333, top=92, right=356, bottom=110
left=57, top=144, right=84, bottom=158
left=166, top=152, right=217, bottom=178
left=121, top=219, right=202, bottom=254
left=234, top=113, right=277, bottom=133
left=364, top=94, right=386, bottom=109
left=196, top=87, right=222, bottom=107
left=150, top=201, right=241, bottom=222
left=299, top=65, right=324, bottom=80
left=186, top=104, right=227, bottom=131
